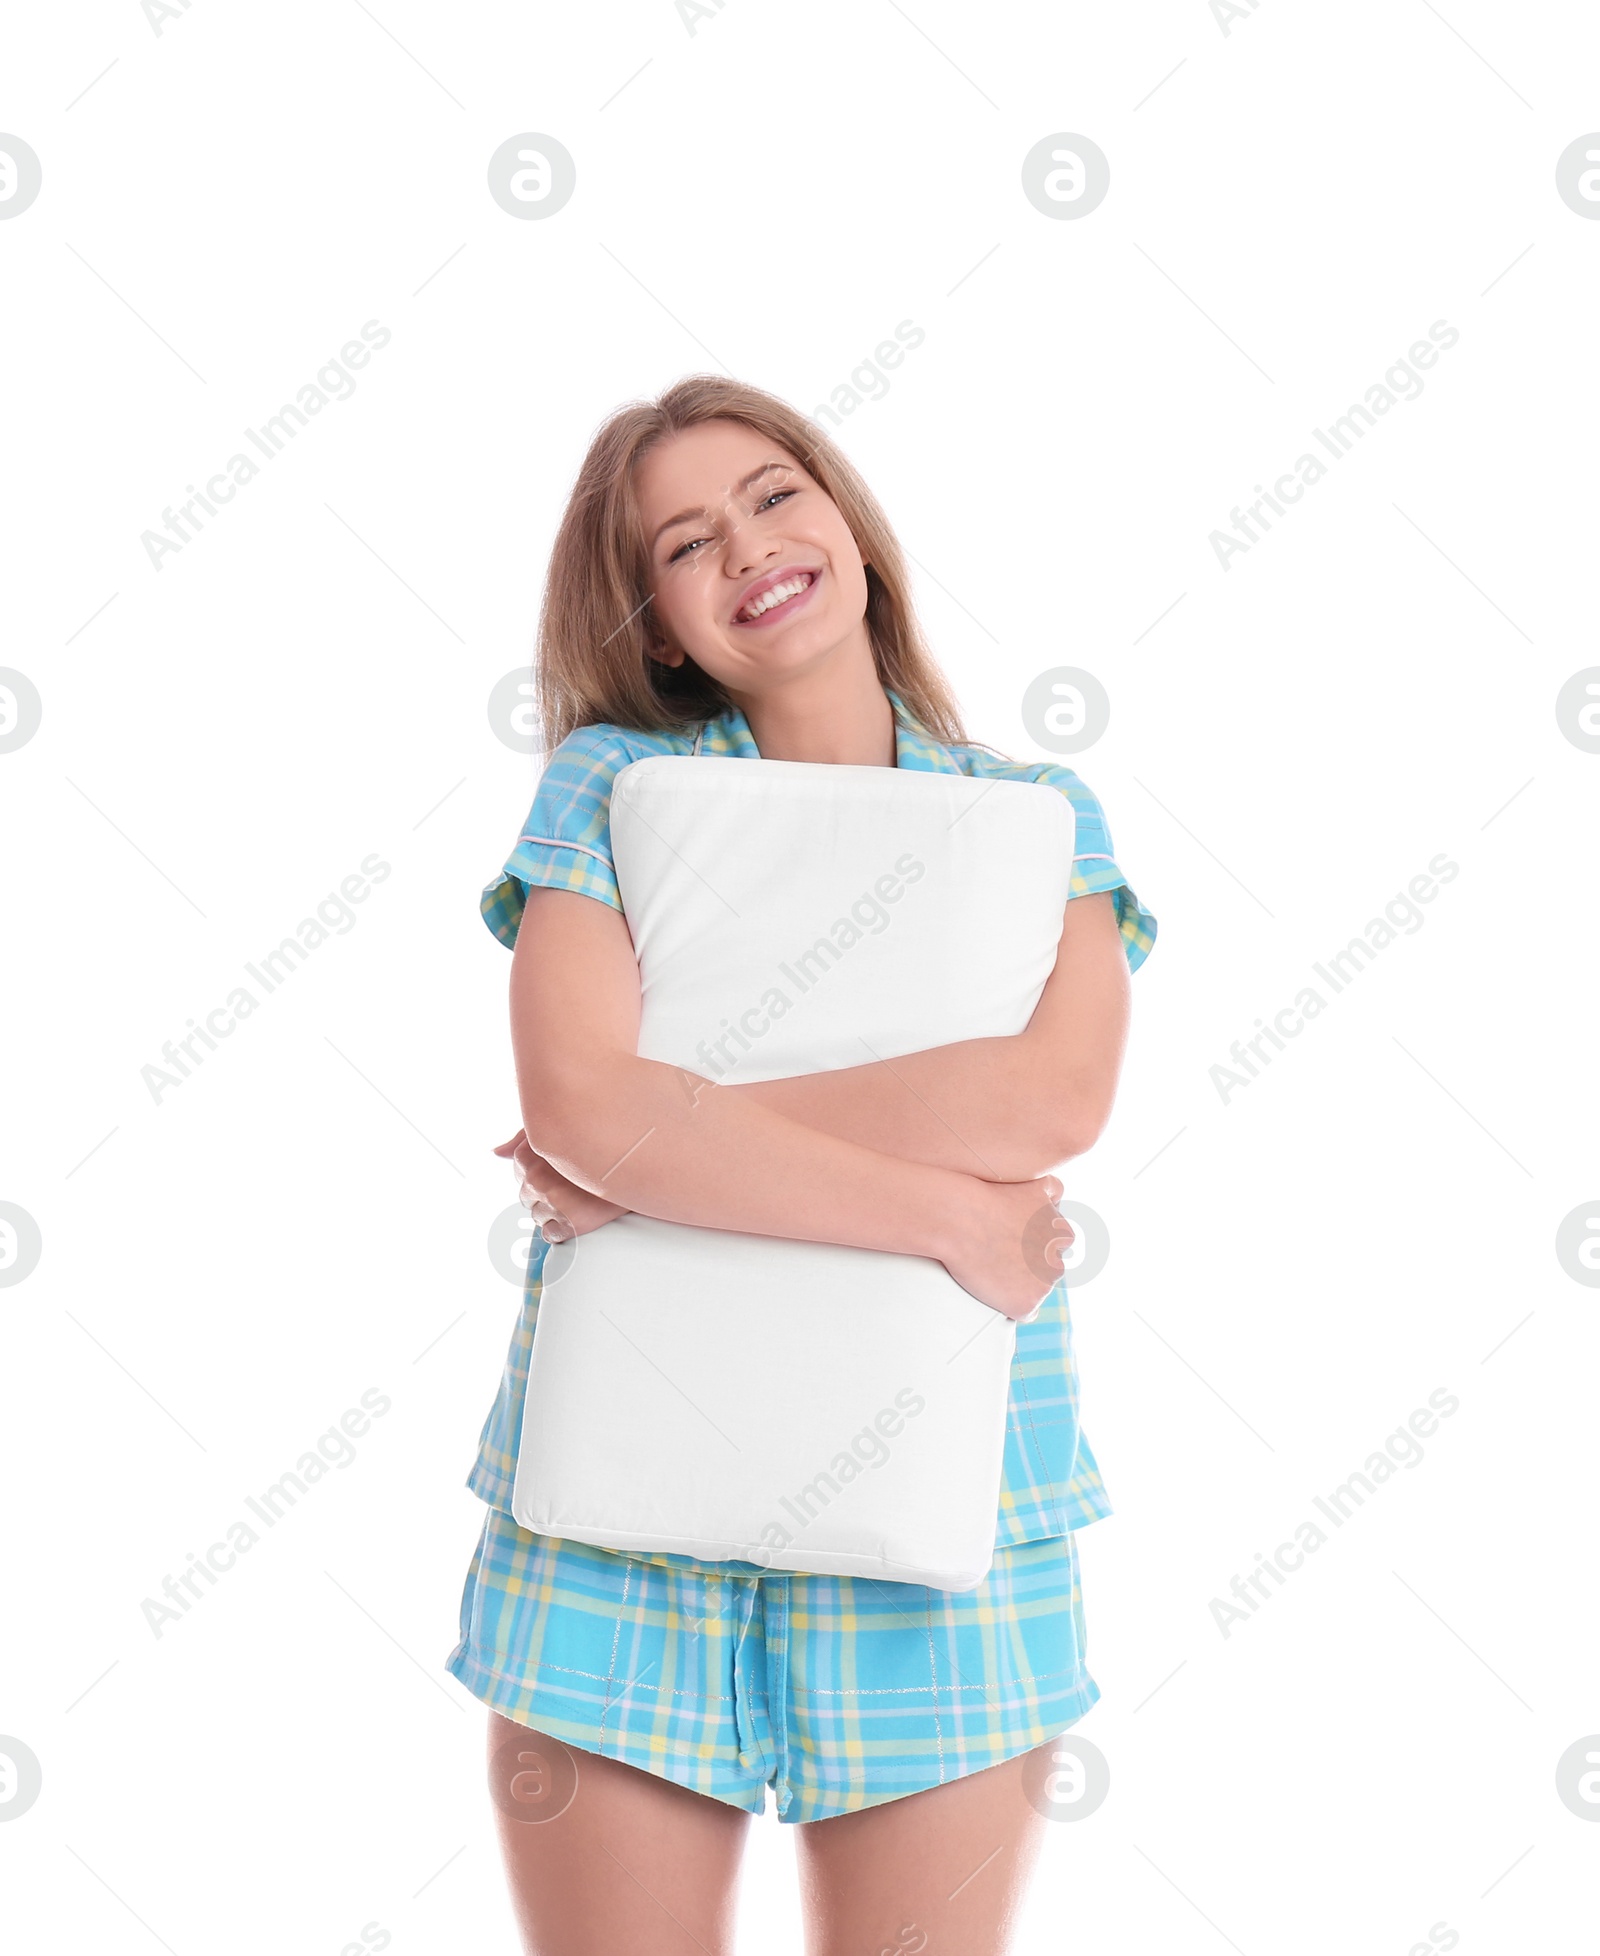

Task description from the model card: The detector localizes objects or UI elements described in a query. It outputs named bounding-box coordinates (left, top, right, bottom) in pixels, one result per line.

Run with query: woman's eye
left=667, top=491, right=794, bottom=563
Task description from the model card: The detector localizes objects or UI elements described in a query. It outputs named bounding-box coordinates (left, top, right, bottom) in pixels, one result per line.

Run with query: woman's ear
left=648, top=638, right=685, bottom=670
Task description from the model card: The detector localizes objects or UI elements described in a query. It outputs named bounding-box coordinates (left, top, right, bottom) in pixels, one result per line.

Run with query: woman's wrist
left=915, top=1165, right=982, bottom=1267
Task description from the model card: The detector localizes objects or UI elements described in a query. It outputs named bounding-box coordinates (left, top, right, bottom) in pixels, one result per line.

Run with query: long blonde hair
left=531, top=375, right=973, bottom=753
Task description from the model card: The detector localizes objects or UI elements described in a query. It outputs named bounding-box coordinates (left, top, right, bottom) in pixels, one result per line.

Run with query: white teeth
left=739, top=574, right=811, bottom=621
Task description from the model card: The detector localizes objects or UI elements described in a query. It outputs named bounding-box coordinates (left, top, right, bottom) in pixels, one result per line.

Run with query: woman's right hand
left=493, top=1131, right=631, bottom=1242
left=939, top=1174, right=1075, bottom=1321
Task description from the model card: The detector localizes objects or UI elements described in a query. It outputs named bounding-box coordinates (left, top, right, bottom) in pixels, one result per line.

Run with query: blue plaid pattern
left=470, top=691, right=1158, bottom=1554
left=446, top=1503, right=1099, bottom=1823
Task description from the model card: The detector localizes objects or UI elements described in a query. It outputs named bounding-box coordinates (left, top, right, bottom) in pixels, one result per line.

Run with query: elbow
left=516, top=1059, right=604, bottom=1175
left=984, top=1126, right=1082, bottom=1184
left=998, top=1036, right=1121, bottom=1180
left=517, top=1049, right=643, bottom=1190
left=520, top=1095, right=585, bottom=1170
left=1011, top=1128, right=1092, bottom=1181
left=1015, top=1092, right=1114, bottom=1180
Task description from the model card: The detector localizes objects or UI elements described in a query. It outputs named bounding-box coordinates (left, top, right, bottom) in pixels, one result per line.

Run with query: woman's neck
left=731, top=653, right=897, bottom=768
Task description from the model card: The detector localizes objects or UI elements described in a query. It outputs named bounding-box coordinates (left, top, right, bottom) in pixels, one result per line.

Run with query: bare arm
left=720, top=890, right=1131, bottom=1182
left=507, top=886, right=1071, bottom=1318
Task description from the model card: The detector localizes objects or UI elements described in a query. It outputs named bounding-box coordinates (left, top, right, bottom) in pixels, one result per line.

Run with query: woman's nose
left=723, top=528, right=780, bottom=581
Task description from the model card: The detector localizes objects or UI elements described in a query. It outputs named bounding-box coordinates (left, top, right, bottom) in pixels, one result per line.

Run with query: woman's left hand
left=493, top=1131, right=631, bottom=1241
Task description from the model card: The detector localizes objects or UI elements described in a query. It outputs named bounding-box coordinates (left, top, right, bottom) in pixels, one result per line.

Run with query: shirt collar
left=694, top=688, right=958, bottom=774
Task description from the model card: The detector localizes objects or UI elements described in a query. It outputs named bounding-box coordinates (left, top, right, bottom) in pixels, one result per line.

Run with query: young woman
left=448, top=376, right=1157, bottom=1955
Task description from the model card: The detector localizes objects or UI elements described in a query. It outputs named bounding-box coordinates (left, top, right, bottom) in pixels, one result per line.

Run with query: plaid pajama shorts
left=445, top=1504, right=1100, bottom=1824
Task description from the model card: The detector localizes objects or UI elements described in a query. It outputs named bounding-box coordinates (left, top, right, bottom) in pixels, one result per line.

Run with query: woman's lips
left=732, top=569, right=820, bottom=628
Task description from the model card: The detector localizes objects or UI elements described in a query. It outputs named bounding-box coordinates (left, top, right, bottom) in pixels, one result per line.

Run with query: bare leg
left=792, top=1741, right=1055, bottom=1956
left=485, top=1710, right=754, bottom=1955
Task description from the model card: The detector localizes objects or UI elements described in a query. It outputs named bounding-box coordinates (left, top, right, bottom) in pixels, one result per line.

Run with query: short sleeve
left=1030, top=761, right=1158, bottom=975
left=479, top=727, right=640, bottom=951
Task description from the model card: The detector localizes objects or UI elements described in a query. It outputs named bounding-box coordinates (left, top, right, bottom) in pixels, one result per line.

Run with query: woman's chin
left=721, top=622, right=854, bottom=681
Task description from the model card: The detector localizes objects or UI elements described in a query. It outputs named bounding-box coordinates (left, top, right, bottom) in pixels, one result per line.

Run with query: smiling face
left=633, top=418, right=875, bottom=709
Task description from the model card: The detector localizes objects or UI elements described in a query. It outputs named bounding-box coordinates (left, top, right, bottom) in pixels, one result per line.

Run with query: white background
left=3, top=1, right=1598, bottom=1950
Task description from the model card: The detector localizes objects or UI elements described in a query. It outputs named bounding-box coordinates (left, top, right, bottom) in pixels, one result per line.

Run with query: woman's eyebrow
left=651, top=461, right=791, bottom=548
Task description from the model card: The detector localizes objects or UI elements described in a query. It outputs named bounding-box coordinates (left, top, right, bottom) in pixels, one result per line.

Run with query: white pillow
left=513, top=755, right=1076, bottom=1590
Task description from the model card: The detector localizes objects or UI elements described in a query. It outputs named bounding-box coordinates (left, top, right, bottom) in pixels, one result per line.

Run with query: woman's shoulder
left=945, top=737, right=1154, bottom=966
left=945, top=740, right=1101, bottom=800
left=544, top=718, right=694, bottom=771
left=941, top=741, right=1115, bottom=854
left=534, top=720, right=698, bottom=803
